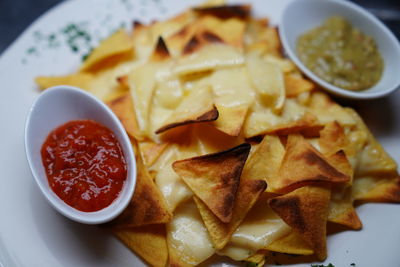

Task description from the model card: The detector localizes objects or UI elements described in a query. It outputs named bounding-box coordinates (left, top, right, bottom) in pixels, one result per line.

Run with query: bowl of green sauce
left=280, top=0, right=400, bottom=99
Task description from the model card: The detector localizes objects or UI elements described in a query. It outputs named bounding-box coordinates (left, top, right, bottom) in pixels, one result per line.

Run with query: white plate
left=0, top=0, right=399, bottom=266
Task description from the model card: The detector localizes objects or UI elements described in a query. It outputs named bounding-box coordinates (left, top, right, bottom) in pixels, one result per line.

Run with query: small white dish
left=25, top=86, right=136, bottom=224
left=280, top=0, right=400, bottom=99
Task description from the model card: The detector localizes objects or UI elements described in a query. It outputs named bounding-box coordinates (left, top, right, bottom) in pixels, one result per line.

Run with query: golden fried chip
left=150, top=37, right=171, bottom=62
left=174, top=38, right=244, bottom=75
left=276, top=135, right=350, bottom=192
left=114, top=224, right=168, bottom=267
left=107, top=92, right=143, bottom=140
left=346, top=108, right=398, bottom=176
left=193, top=4, right=250, bottom=20
left=308, top=92, right=356, bottom=126
left=196, top=16, right=246, bottom=49
left=246, top=51, right=285, bottom=112
left=167, top=199, right=215, bottom=267
left=173, top=143, right=250, bottom=223
left=109, top=158, right=171, bottom=228
left=194, top=179, right=266, bottom=249
left=138, top=141, right=168, bottom=167
left=328, top=186, right=362, bottom=230
left=285, top=73, right=315, bottom=97
left=80, top=29, right=133, bottom=72
left=265, top=230, right=314, bottom=256
left=35, top=73, right=94, bottom=91
left=244, top=250, right=268, bottom=267
left=353, top=175, right=400, bottom=203
left=319, top=121, right=355, bottom=159
left=240, top=134, right=285, bottom=193
left=269, top=185, right=331, bottom=260
left=243, top=98, right=318, bottom=138
left=155, top=86, right=218, bottom=134
left=212, top=104, right=248, bottom=136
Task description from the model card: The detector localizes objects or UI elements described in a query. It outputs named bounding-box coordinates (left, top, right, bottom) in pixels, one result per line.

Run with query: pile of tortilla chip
left=36, top=1, right=400, bottom=266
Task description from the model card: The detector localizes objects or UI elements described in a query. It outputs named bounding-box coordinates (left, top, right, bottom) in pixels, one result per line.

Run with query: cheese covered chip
left=173, top=143, right=250, bottom=223
left=155, top=86, right=218, bottom=134
left=80, top=29, right=133, bottom=72
left=269, top=185, right=331, bottom=260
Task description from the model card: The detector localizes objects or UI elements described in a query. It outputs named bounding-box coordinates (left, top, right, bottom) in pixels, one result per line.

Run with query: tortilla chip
left=107, top=92, right=144, bottom=140
left=240, top=134, right=285, bottom=193
left=194, top=179, right=266, bottom=249
left=319, top=121, right=355, bottom=158
left=346, top=109, right=398, bottom=176
left=265, top=230, right=314, bottom=256
left=155, top=86, right=218, bottom=134
left=109, top=157, right=172, bottom=228
left=328, top=185, right=362, bottom=230
left=114, top=224, right=168, bottom=267
left=244, top=250, right=268, bottom=267
left=173, top=143, right=250, bottom=223
left=167, top=199, right=215, bottom=267
left=308, top=92, right=356, bottom=126
left=269, top=185, right=331, bottom=260
left=35, top=73, right=94, bottom=91
left=174, top=40, right=244, bottom=75
left=275, top=135, right=350, bottom=192
left=353, top=175, right=400, bottom=203
left=138, top=141, right=168, bottom=167
left=154, top=145, right=197, bottom=213
left=196, top=16, right=246, bottom=49
left=285, top=73, right=315, bottom=97
left=217, top=192, right=290, bottom=260
left=193, top=4, right=251, bottom=20
left=243, top=98, right=318, bottom=138
left=246, top=52, right=285, bottom=112
left=80, top=29, right=133, bottom=72
left=151, top=37, right=171, bottom=62
left=212, top=104, right=248, bottom=136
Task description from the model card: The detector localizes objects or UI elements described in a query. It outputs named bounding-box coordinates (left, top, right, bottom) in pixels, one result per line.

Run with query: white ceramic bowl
left=25, top=86, right=136, bottom=224
left=280, top=0, right=400, bottom=99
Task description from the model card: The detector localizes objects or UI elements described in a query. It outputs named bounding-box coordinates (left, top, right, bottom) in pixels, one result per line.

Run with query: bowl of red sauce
left=25, top=86, right=136, bottom=224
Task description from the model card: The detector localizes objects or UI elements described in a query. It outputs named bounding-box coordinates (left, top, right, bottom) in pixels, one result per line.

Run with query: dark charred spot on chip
left=193, top=5, right=251, bottom=20
left=219, top=193, right=235, bottom=220
left=197, top=105, right=219, bottom=121
left=133, top=20, right=144, bottom=28
left=301, top=149, right=347, bottom=180
left=183, top=36, right=202, bottom=55
left=151, top=36, right=171, bottom=61
left=248, top=179, right=268, bottom=193
left=201, top=31, right=224, bottom=44
left=269, top=196, right=307, bottom=232
left=155, top=105, right=219, bottom=134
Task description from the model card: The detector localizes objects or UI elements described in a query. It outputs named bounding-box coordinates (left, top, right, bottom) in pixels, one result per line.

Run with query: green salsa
left=297, top=16, right=383, bottom=91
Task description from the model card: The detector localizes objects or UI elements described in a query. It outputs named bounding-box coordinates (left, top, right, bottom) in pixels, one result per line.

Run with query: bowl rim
left=279, top=0, right=400, bottom=99
left=24, top=86, right=137, bottom=224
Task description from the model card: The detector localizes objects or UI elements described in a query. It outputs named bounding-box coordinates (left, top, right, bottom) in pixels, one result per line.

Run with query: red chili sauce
left=41, top=120, right=127, bottom=212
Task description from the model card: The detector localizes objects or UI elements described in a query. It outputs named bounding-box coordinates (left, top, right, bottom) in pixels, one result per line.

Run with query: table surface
left=0, top=0, right=399, bottom=54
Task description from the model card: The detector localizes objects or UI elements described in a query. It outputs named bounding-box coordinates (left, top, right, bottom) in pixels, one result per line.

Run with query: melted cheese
left=153, top=146, right=193, bottom=212
left=167, top=200, right=215, bottom=265
left=243, top=98, right=307, bottom=138
left=174, top=44, right=244, bottom=76
left=218, top=195, right=291, bottom=261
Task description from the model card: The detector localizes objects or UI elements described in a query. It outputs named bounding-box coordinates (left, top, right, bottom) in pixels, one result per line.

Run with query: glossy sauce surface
left=297, top=16, right=383, bottom=91
left=41, top=120, right=127, bottom=212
